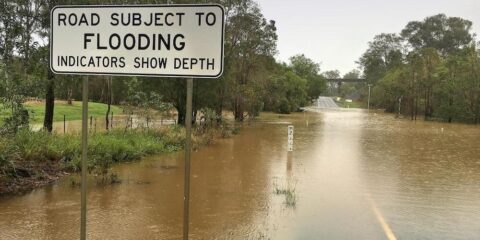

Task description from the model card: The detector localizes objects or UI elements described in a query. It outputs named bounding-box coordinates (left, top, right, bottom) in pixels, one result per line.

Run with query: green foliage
left=357, top=33, right=404, bottom=85
left=0, top=138, right=20, bottom=175
left=262, top=54, right=326, bottom=114
left=0, top=99, right=29, bottom=134
left=359, top=13, right=479, bottom=123
left=225, top=1, right=278, bottom=120
left=338, top=70, right=363, bottom=99
left=0, top=0, right=321, bottom=128
left=290, top=54, right=327, bottom=100
left=401, top=14, right=473, bottom=55
left=268, top=70, right=308, bottom=113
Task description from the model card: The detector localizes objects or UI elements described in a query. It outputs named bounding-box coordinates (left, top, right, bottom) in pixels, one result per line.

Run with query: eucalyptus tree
left=0, top=1, right=35, bottom=132
left=418, top=48, right=442, bottom=120
left=289, top=54, right=326, bottom=100
left=401, top=14, right=473, bottom=55
left=0, top=0, right=20, bottom=98
left=357, top=33, right=404, bottom=85
left=38, top=0, right=59, bottom=132
left=225, top=0, right=277, bottom=121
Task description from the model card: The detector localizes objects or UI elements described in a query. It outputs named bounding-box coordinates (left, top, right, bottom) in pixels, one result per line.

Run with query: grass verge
left=0, top=101, right=123, bottom=124
left=0, top=121, right=239, bottom=196
left=0, top=126, right=184, bottom=195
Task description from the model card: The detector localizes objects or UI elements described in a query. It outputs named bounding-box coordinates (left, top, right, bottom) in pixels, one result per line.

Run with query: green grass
left=0, top=127, right=185, bottom=181
left=0, top=101, right=123, bottom=123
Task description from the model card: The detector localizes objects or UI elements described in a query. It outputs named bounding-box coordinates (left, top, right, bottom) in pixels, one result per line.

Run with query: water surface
left=1, top=109, right=479, bottom=239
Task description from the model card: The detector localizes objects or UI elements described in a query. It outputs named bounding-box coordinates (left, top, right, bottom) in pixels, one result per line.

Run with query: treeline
left=0, top=0, right=327, bottom=133
left=359, top=14, right=480, bottom=123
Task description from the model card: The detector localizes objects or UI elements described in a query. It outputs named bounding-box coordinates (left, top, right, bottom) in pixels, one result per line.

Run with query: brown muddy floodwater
left=1, top=109, right=480, bottom=239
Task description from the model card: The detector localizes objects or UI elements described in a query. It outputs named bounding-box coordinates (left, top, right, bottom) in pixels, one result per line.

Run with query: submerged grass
left=273, top=180, right=297, bottom=208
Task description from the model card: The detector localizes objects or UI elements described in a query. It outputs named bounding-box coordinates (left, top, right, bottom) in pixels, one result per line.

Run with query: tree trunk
left=177, top=108, right=185, bottom=125
left=105, top=77, right=112, bottom=131
left=410, top=97, right=414, bottom=120
left=215, top=86, right=224, bottom=123
left=424, top=89, right=429, bottom=121
left=234, top=95, right=244, bottom=121
left=215, top=101, right=223, bottom=124
left=43, top=71, right=55, bottom=132
left=413, top=96, right=418, bottom=121
left=448, top=97, right=453, bottom=123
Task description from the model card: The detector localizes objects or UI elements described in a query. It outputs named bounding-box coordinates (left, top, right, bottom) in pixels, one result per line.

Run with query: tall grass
left=0, top=126, right=185, bottom=180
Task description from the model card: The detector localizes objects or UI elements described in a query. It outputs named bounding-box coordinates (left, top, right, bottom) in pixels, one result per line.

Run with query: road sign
left=288, top=125, right=294, bottom=152
left=50, top=4, right=225, bottom=78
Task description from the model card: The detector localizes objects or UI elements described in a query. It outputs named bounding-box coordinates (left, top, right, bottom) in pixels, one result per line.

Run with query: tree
left=339, top=70, right=361, bottom=99
left=357, top=33, right=404, bottom=85
left=0, top=1, right=31, bottom=133
left=360, top=13, right=480, bottom=124
left=289, top=54, right=326, bottom=100
left=435, top=45, right=480, bottom=123
left=418, top=48, right=442, bottom=119
left=264, top=64, right=307, bottom=114
left=38, top=0, right=60, bottom=132
left=401, top=14, right=473, bottom=55
left=322, top=70, right=341, bottom=96
left=226, top=0, right=277, bottom=121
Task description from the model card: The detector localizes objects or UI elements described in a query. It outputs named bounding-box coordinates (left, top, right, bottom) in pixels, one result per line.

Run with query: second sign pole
left=183, top=78, right=193, bottom=240
left=80, top=76, right=88, bottom=240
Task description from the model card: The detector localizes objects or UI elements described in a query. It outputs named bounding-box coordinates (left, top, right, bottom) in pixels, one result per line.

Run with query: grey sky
left=256, top=0, right=480, bottom=76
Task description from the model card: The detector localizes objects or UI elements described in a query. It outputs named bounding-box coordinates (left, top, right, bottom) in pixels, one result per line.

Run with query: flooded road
left=1, top=109, right=480, bottom=239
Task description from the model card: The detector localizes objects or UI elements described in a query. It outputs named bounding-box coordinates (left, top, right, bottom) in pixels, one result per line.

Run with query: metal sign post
left=80, top=76, right=88, bottom=240
left=183, top=78, right=193, bottom=240
left=50, top=5, right=224, bottom=240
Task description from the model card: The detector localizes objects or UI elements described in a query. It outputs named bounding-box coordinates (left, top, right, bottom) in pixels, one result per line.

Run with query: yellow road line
left=365, top=194, right=397, bottom=240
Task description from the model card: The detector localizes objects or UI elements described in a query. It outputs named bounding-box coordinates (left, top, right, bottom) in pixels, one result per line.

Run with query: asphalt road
left=315, top=96, right=339, bottom=108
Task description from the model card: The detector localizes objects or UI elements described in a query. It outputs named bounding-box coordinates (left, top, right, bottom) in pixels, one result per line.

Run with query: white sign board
left=50, top=5, right=224, bottom=78
left=288, top=125, right=294, bottom=152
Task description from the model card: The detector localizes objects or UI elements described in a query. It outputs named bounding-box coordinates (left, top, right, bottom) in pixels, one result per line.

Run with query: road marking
left=365, top=193, right=397, bottom=240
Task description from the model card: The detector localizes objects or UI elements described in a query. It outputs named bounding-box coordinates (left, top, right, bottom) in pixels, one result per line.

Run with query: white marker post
left=288, top=125, right=294, bottom=152
left=50, top=5, right=224, bottom=240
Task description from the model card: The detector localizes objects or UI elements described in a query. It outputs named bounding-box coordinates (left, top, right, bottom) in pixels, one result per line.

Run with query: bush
left=0, top=138, right=20, bottom=175
left=277, top=98, right=291, bottom=114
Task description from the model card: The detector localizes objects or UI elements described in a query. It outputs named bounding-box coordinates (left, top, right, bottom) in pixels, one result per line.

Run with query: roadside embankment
left=0, top=123, right=236, bottom=196
left=0, top=127, right=183, bottom=195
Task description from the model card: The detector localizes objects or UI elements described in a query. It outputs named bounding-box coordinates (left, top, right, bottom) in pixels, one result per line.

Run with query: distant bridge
left=326, top=78, right=367, bottom=83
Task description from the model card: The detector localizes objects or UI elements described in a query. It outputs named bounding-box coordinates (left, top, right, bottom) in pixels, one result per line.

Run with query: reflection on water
left=1, top=110, right=479, bottom=239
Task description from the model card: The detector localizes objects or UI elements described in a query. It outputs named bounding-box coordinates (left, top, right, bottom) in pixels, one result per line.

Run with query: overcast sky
left=255, top=0, right=480, bottom=76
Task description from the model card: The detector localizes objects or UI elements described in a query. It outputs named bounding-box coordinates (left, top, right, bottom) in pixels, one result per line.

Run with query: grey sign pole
left=80, top=76, right=88, bottom=240
left=183, top=78, right=193, bottom=240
